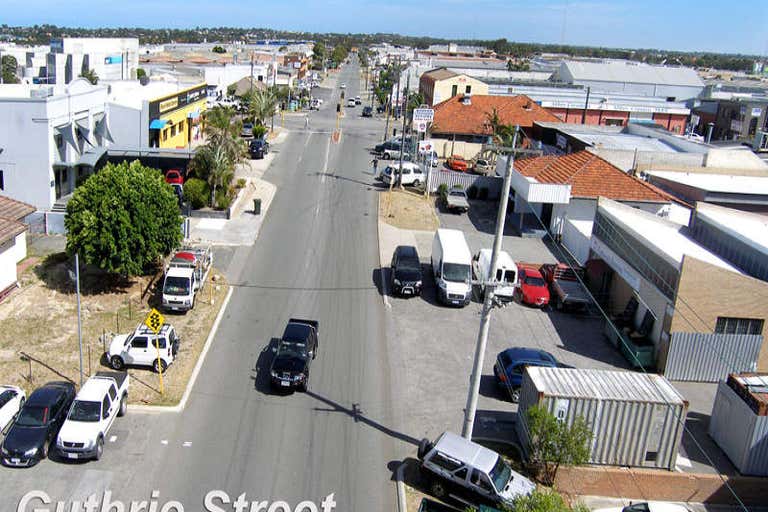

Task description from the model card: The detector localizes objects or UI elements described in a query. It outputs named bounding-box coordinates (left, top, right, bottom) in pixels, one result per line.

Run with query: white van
left=381, top=162, right=425, bottom=187
left=473, top=249, right=518, bottom=302
left=431, top=229, right=472, bottom=307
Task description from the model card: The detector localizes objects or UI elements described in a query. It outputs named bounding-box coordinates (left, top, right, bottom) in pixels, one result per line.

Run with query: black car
left=391, top=245, right=423, bottom=297
left=362, top=106, right=373, bottom=117
left=1, top=381, right=76, bottom=467
left=249, top=139, right=270, bottom=159
left=269, top=319, right=319, bottom=392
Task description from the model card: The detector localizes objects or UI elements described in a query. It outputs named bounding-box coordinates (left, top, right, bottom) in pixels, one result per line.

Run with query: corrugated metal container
left=663, top=332, right=763, bottom=382
left=516, top=367, right=688, bottom=470
left=709, top=379, right=768, bottom=476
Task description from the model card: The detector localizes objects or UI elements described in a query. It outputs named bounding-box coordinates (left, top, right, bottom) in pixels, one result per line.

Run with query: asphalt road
left=0, top=58, right=408, bottom=511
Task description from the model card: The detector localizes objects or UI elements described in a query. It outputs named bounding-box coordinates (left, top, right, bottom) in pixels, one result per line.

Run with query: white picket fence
left=425, top=168, right=502, bottom=199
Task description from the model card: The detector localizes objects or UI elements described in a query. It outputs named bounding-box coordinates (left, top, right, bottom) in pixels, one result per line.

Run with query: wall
left=588, top=148, right=706, bottom=173
left=430, top=75, right=488, bottom=106
left=0, top=241, right=18, bottom=292
left=159, top=97, right=206, bottom=149
left=107, top=102, right=148, bottom=148
left=672, top=256, right=768, bottom=370
left=8, top=231, right=27, bottom=265
left=432, top=137, right=484, bottom=159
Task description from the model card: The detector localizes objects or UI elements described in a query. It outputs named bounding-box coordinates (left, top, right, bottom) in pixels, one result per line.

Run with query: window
left=171, top=125, right=177, bottom=137
left=430, top=452, right=462, bottom=472
left=453, top=467, right=468, bottom=480
left=451, top=84, right=458, bottom=97
left=131, top=337, right=148, bottom=349
left=470, top=470, right=493, bottom=492
left=715, top=317, right=764, bottom=335
left=178, top=120, right=185, bottom=132
left=55, top=134, right=64, bottom=149
left=0, top=170, right=4, bottom=191
left=465, top=85, right=472, bottom=94
left=162, top=129, right=168, bottom=142
left=0, top=390, right=15, bottom=408
left=102, top=396, right=111, bottom=418
left=108, top=385, right=117, bottom=401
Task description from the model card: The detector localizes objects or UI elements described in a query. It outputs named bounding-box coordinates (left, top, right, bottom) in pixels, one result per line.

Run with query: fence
left=425, top=169, right=502, bottom=199
left=662, top=332, right=763, bottom=382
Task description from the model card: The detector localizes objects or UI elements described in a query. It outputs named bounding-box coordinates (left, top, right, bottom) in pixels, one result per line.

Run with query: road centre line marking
left=161, top=440, right=168, bottom=445
left=183, top=441, right=192, bottom=448
left=109, top=436, right=117, bottom=443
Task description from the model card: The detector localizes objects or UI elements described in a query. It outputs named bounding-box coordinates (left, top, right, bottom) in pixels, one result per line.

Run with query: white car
left=594, top=503, right=690, bottom=512
left=347, top=99, right=356, bottom=107
left=0, top=386, right=25, bottom=431
left=340, top=83, right=346, bottom=89
left=381, top=162, right=425, bottom=187
left=107, top=323, right=180, bottom=373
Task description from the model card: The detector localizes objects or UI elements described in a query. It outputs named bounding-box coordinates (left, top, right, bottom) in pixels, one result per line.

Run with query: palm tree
left=192, top=143, right=235, bottom=207
left=486, top=108, right=517, bottom=147
left=79, top=68, right=99, bottom=85
left=244, top=88, right=279, bottom=127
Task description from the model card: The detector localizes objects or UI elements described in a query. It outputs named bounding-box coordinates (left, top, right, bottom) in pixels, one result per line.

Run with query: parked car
left=446, top=155, right=469, bottom=172
left=593, top=503, right=690, bottom=512
left=391, top=245, right=423, bottom=297
left=517, top=265, right=550, bottom=307
left=164, top=169, right=184, bottom=185
left=472, top=249, right=518, bottom=302
left=241, top=122, right=254, bottom=138
left=56, top=372, right=129, bottom=461
left=269, top=319, right=319, bottom=392
left=473, top=158, right=493, bottom=175
left=107, top=323, right=180, bottom=373
left=355, top=96, right=362, bottom=105
left=540, top=263, right=590, bottom=312
left=0, top=385, right=25, bottom=431
left=1, top=382, right=76, bottom=467
left=417, top=431, right=535, bottom=506
left=170, top=183, right=183, bottom=207
left=340, top=83, right=346, bottom=89
left=377, top=141, right=412, bottom=160
left=441, top=186, right=470, bottom=213
left=362, top=106, right=373, bottom=117
left=347, top=98, right=356, bottom=107
left=493, top=347, right=559, bottom=402
left=249, top=138, right=270, bottom=159
left=431, top=229, right=472, bottom=307
left=381, top=162, right=425, bottom=187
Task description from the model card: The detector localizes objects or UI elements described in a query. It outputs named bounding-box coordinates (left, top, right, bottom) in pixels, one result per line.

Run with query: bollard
left=253, top=198, right=261, bottom=215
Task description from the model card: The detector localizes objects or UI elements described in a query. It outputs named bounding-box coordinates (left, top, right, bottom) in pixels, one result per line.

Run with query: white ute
left=0, top=385, right=25, bottom=431
left=161, top=245, right=212, bottom=312
left=56, top=372, right=128, bottom=461
left=107, top=323, right=180, bottom=373
left=473, top=249, right=518, bottom=302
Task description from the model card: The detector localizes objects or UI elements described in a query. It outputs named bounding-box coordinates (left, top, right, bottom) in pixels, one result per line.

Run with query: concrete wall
left=0, top=233, right=24, bottom=292
left=673, top=255, right=768, bottom=371
left=108, top=102, right=148, bottom=148
left=429, top=75, right=488, bottom=106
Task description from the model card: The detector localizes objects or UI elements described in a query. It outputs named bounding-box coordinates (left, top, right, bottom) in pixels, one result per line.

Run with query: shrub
left=184, top=178, right=210, bottom=209
left=252, top=125, right=268, bottom=139
left=215, top=187, right=233, bottom=210
left=437, top=183, right=448, bottom=198
left=236, top=178, right=247, bottom=189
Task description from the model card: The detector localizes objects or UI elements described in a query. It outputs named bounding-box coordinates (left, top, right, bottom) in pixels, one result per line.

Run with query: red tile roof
left=431, top=95, right=560, bottom=136
left=514, top=151, right=673, bottom=202
left=0, top=195, right=33, bottom=246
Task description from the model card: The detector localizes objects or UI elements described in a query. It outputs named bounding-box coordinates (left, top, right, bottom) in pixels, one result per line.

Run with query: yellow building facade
left=148, top=84, right=208, bottom=149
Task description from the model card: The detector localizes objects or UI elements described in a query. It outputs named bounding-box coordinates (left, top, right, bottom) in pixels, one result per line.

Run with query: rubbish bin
left=253, top=198, right=261, bottom=215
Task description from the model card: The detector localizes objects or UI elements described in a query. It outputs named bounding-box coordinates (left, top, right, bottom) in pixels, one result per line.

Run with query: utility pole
left=396, top=74, right=410, bottom=190
left=394, top=56, right=402, bottom=121
left=462, top=128, right=519, bottom=440
left=75, top=253, right=84, bottom=388
left=581, top=86, right=590, bottom=125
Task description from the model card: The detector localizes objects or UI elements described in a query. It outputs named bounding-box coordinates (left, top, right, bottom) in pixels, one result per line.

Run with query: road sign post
left=144, top=308, right=166, bottom=395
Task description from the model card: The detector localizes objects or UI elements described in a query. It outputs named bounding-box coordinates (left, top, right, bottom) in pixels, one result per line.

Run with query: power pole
left=462, top=127, right=519, bottom=440
left=396, top=74, right=410, bottom=190
left=581, top=86, right=590, bottom=125
left=394, top=56, right=402, bottom=121
left=75, top=253, right=84, bottom=388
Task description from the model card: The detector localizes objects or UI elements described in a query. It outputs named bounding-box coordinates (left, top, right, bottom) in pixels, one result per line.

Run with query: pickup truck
left=56, top=372, right=128, bottom=461
left=441, top=186, right=470, bottom=213
left=107, top=323, right=180, bottom=373
left=162, top=245, right=213, bottom=312
left=269, top=319, right=319, bottom=392
left=540, top=263, right=590, bottom=312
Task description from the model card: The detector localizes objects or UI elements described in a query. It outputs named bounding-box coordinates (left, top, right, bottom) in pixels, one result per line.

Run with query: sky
left=3, top=0, right=768, bottom=55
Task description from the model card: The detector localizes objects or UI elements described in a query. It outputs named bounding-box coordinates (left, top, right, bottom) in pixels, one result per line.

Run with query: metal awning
left=94, top=113, right=115, bottom=143
left=78, top=147, right=108, bottom=168
left=75, top=118, right=94, bottom=151
left=150, top=119, right=168, bottom=130
left=54, top=123, right=78, bottom=151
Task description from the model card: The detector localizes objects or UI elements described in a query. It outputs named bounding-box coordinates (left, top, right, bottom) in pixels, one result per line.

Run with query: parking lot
left=379, top=195, right=736, bottom=476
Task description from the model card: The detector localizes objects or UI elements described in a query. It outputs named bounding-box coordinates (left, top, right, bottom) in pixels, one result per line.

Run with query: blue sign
left=104, top=55, right=123, bottom=65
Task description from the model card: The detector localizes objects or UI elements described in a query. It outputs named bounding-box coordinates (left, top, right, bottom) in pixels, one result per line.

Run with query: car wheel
left=94, top=437, right=104, bottom=461
left=153, top=359, right=168, bottom=374
left=511, top=387, right=521, bottom=403
left=299, top=375, right=309, bottom=392
left=430, top=480, right=447, bottom=498
left=417, top=438, right=433, bottom=460
left=41, top=440, right=48, bottom=460
left=118, top=395, right=127, bottom=417
left=413, top=179, right=421, bottom=187
left=110, top=356, right=124, bottom=370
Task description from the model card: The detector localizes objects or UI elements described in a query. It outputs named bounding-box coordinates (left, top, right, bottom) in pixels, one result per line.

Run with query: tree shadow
left=33, top=252, right=141, bottom=296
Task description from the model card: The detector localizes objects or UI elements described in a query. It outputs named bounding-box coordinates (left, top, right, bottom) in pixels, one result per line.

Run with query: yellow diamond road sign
left=144, top=308, right=165, bottom=334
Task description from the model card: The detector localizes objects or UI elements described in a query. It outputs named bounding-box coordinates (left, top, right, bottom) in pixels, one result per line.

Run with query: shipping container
left=709, top=375, right=768, bottom=476
left=516, top=367, right=688, bottom=470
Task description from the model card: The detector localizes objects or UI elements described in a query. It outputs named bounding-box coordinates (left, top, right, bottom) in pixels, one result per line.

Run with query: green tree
left=330, top=45, right=349, bottom=67
left=211, top=45, right=226, bottom=54
left=525, top=405, right=592, bottom=485
left=486, top=108, right=517, bottom=147
left=64, top=161, right=182, bottom=276
left=79, top=68, right=99, bottom=85
left=243, top=87, right=279, bottom=126
left=407, top=92, right=425, bottom=116
left=136, top=67, right=147, bottom=79
left=1, top=55, right=19, bottom=84
left=509, top=488, right=590, bottom=512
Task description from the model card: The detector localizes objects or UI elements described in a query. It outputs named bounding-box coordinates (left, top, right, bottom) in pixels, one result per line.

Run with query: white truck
left=56, top=372, right=128, bottom=461
left=107, top=323, right=180, bottom=373
left=431, top=229, right=472, bottom=307
left=161, top=245, right=213, bottom=312
left=472, top=249, right=519, bottom=302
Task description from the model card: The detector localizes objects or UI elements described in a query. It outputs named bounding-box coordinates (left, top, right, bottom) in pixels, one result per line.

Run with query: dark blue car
left=493, top=347, right=559, bottom=403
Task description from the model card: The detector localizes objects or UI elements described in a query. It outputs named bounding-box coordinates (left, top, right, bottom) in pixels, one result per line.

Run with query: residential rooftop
left=431, top=94, right=560, bottom=136
left=694, top=202, right=768, bottom=255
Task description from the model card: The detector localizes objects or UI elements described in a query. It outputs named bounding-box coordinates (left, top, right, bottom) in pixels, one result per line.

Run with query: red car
left=445, top=155, right=469, bottom=172
left=517, top=265, right=550, bottom=307
left=164, top=169, right=184, bottom=185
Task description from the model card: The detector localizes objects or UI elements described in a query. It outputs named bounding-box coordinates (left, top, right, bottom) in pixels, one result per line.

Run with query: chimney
left=461, top=93, right=472, bottom=105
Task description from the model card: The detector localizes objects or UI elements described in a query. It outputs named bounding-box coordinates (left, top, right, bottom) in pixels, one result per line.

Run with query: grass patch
left=379, top=189, right=439, bottom=231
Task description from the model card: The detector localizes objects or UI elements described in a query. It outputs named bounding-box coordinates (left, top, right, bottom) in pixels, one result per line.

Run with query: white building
left=204, top=63, right=273, bottom=96
left=0, top=195, right=35, bottom=298
left=0, top=79, right=111, bottom=216
left=47, top=38, right=139, bottom=84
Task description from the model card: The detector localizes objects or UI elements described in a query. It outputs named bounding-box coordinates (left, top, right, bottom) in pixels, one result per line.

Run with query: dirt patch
left=0, top=253, right=228, bottom=407
left=379, top=189, right=439, bottom=231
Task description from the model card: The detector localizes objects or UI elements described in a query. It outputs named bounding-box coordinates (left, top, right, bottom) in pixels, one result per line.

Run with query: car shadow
left=466, top=199, right=519, bottom=236
left=372, top=267, right=388, bottom=297
left=252, top=337, right=292, bottom=396
left=478, top=374, right=507, bottom=400
left=544, top=309, right=631, bottom=369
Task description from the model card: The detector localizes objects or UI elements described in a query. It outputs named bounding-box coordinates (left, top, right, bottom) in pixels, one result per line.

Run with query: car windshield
left=443, top=263, right=470, bottom=283
left=489, top=456, right=512, bottom=492
left=623, top=504, right=650, bottom=512
left=164, top=276, right=190, bottom=295
left=68, top=400, right=101, bottom=422
left=449, top=190, right=465, bottom=197
left=15, top=405, right=49, bottom=427
left=525, top=276, right=546, bottom=287
left=397, top=258, right=420, bottom=271
left=279, top=340, right=308, bottom=359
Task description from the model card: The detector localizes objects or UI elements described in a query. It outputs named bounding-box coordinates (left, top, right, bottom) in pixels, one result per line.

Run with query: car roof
left=500, top=347, right=557, bottom=364
left=283, top=322, right=312, bottom=342
left=520, top=266, right=544, bottom=278
left=76, top=378, right=114, bottom=402
left=647, top=504, right=690, bottom=512
left=28, top=383, right=73, bottom=405
left=433, top=432, right=498, bottom=474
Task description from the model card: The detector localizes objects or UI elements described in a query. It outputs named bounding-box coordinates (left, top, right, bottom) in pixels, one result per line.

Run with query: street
left=1, top=58, right=407, bottom=511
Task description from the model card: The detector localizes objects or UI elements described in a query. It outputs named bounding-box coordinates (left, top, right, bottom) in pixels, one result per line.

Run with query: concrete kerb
left=376, top=193, right=391, bottom=308
left=131, top=286, right=234, bottom=414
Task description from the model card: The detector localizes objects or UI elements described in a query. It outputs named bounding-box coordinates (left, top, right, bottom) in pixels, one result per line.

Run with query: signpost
left=412, top=108, right=434, bottom=123
left=144, top=308, right=166, bottom=394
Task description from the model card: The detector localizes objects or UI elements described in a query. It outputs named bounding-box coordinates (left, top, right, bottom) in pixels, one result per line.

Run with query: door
left=128, top=336, right=150, bottom=365
left=470, top=469, right=494, bottom=498
left=541, top=203, right=554, bottom=232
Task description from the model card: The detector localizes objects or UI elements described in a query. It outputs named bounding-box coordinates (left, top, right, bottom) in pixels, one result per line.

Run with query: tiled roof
left=0, top=218, right=26, bottom=246
left=420, top=68, right=459, bottom=84
left=0, top=195, right=35, bottom=221
left=431, top=95, right=561, bottom=136
left=515, top=151, right=672, bottom=202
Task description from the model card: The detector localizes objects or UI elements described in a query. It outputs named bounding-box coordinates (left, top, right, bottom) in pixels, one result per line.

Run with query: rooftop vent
left=461, top=93, right=472, bottom=105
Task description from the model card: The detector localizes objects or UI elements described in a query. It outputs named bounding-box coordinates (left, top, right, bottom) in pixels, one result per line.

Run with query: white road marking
left=109, top=435, right=117, bottom=443
left=320, top=136, right=332, bottom=184
left=183, top=441, right=192, bottom=448
left=161, top=439, right=169, bottom=445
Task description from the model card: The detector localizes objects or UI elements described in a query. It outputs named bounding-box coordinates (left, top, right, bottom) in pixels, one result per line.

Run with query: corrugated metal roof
left=526, top=367, right=686, bottom=404
left=561, top=61, right=704, bottom=88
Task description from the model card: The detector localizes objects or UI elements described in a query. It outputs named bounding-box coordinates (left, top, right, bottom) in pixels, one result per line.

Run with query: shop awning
left=150, top=119, right=168, bottom=130
left=75, top=118, right=94, bottom=150
left=78, top=147, right=108, bottom=168
left=187, top=109, right=201, bottom=120
left=94, top=113, right=115, bottom=143
left=54, top=123, right=78, bottom=151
